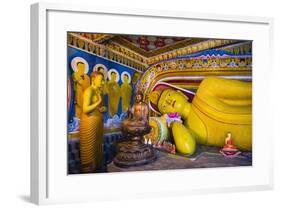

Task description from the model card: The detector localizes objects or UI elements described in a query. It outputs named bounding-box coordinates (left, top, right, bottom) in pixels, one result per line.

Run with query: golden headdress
left=148, top=90, right=163, bottom=106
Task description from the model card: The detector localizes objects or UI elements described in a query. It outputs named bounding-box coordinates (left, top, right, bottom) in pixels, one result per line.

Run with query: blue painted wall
left=68, top=46, right=136, bottom=123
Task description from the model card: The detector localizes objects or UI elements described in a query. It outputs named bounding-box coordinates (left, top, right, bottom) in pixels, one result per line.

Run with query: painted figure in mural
left=131, top=71, right=141, bottom=100
left=156, top=64, right=162, bottom=72
left=105, top=70, right=120, bottom=118
left=121, top=72, right=132, bottom=112
left=72, top=62, right=90, bottom=118
left=97, top=66, right=104, bottom=73
left=149, top=77, right=252, bottom=155
left=79, top=72, right=106, bottom=173
left=131, top=71, right=141, bottom=85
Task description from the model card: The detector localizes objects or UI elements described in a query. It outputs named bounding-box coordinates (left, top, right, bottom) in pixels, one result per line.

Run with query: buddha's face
left=132, top=72, right=140, bottom=84
left=136, top=94, right=142, bottom=103
left=92, top=74, right=105, bottom=89
left=123, top=75, right=129, bottom=84
left=98, top=67, right=105, bottom=74
left=111, top=72, right=117, bottom=82
left=158, top=89, right=188, bottom=115
left=77, top=62, right=85, bottom=74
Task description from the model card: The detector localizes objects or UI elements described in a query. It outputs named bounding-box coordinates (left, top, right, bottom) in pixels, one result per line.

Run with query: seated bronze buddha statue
left=114, top=92, right=156, bottom=167
left=122, top=92, right=151, bottom=138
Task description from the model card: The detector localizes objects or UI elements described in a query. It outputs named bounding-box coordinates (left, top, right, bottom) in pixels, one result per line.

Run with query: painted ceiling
left=69, top=32, right=252, bottom=71
left=76, top=33, right=250, bottom=58
left=122, top=35, right=188, bottom=51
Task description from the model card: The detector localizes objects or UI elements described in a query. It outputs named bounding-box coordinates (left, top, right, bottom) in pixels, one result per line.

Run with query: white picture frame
left=30, top=2, right=274, bottom=205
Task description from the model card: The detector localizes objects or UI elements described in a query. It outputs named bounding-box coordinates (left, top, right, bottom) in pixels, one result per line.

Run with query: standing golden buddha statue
left=79, top=72, right=106, bottom=173
left=72, top=62, right=90, bottom=118
left=121, top=72, right=132, bottom=112
left=105, top=70, right=120, bottom=117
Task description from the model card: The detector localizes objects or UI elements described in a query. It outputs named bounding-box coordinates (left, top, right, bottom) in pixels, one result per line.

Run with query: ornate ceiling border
left=68, top=33, right=148, bottom=72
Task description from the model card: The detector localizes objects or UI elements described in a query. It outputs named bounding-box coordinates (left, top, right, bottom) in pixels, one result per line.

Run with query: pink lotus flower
left=168, top=112, right=180, bottom=118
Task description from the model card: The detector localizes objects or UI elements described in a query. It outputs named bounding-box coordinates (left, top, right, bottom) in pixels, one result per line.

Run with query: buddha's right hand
left=171, top=121, right=196, bottom=155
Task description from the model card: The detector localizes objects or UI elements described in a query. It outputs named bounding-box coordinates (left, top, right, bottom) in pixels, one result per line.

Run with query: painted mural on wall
left=67, top=46, right=141, bottom=128
left=67, top=32, right=253, bottom=174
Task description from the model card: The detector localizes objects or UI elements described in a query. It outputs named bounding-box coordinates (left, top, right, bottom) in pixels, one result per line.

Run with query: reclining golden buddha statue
left=149, top=77, right=252, bottom=155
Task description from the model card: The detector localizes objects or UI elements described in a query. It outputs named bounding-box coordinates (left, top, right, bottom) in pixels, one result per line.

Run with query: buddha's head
left=156, top=64, right=161, bottom=71
left=132, top=72, right=140, bottom=84
left=97, top=66, right=104, bottom=74
left=149, top=89, right=190, bottom=117
left=77, top=62, right=85, bottom=74
left=91, top=72, right=104, bottom=90
left=135, top=91, right=143, bottom=103
left=123, top=74, right=129, bottom=84
left=111, top=71, right=117, bottom=82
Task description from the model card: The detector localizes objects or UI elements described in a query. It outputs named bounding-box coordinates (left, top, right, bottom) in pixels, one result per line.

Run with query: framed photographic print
left=30, top=2, right=274, bottom=205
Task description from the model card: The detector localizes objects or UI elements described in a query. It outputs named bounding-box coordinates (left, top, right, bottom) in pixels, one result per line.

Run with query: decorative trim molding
left=136, top=50, right=252, bottom=100
left=68, top=33, right=148, bottom=72
left=68, top=45, right=144, bottom=74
